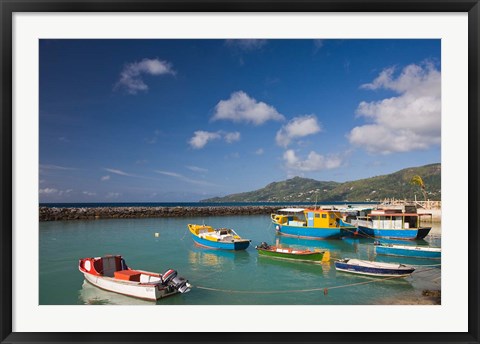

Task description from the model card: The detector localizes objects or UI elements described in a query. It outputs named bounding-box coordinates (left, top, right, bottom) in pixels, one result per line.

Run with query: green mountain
left=201, top=163, right=441, bottom=203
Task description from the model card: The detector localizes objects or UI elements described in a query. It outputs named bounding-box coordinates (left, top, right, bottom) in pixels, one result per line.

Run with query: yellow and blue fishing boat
left=271, top=208, right=356, bottom=240
left=187, top=224, right=251, bottom=250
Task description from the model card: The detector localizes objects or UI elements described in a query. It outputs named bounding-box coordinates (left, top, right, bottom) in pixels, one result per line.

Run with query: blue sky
left=39, top=39, right=441, bottom=202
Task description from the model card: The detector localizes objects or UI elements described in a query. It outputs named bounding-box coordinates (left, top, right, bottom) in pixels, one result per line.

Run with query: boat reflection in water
left=78, top=280, right=155, bottom=305
left=256, top=253, right=331, bottom=277
left=275, top=235, right=359, bottom=258
left=188, top=248, right=250, bottom=268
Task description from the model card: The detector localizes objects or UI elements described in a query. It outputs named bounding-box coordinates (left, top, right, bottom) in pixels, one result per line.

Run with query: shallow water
left=39, top=216, right=441, bottom=305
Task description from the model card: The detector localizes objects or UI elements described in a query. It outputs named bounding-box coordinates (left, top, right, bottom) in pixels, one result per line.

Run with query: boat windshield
left=277, top=208, right=305, bottom=213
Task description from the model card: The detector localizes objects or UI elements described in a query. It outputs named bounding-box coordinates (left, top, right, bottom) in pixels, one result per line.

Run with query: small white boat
left=334, top=258, right=415, bottom=277
left=78, top=255, right=191, bottom=301
left=374, top=241, right=441, bottom=259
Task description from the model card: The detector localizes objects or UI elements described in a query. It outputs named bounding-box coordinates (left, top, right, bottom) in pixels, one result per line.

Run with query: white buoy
left=154, top=232, right=160, bottom=238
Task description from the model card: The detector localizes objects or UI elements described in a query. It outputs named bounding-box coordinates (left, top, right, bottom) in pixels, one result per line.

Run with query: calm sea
left=39, top=213, right=441, bottom=305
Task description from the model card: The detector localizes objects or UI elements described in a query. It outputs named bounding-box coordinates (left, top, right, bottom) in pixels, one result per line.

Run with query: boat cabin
left=272, top=208, right=342, bottom=228
left=367, top=209, right=432, bottom=229
left=306, top=209, right=341, bottom=228
left=79, top=255, right=162, bottom=283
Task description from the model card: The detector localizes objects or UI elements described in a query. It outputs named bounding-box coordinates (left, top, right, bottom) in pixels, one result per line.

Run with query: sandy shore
left=375, top=290, right=441, bottom=305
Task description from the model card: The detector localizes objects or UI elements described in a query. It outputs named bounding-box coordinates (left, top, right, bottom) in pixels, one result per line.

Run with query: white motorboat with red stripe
left=78, top=255, right=191, bottom=301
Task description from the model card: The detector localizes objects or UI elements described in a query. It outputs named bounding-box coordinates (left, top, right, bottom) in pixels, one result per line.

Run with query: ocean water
left=39, top=215, right=441, bottom=305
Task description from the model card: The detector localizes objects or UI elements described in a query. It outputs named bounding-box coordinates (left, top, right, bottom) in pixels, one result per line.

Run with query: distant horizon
left=39, top=161, right=439, bottom=203
left=40, top=39, right=441, bottom=203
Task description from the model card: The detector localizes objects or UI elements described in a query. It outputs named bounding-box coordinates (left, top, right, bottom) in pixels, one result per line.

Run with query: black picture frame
left=1, top=1, right=479, bottom=343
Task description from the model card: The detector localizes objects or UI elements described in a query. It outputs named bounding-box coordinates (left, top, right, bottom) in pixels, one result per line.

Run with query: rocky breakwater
left=39, top=206, right=283, bottom=222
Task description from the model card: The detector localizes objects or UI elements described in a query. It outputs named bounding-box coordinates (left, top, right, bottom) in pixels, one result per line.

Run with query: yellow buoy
left=154, top=232, right=160, bottom=238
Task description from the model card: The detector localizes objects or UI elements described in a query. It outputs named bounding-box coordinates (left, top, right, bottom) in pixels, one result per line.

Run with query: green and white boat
left=255, top=242, right=330, bottom=263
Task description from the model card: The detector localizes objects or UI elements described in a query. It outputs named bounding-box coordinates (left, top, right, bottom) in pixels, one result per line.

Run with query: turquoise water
left=39, top=215, right=441, bottom=305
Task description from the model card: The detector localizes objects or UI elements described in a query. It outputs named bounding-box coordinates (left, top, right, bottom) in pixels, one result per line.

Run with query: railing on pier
left=380, top=198, right=441, bottom=210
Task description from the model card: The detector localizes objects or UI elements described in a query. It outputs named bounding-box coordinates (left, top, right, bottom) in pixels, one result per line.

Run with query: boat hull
left=334, top=260, right=415, bottom=277
left=375, top=245, right=441, bottom=259
left=257, top=248, right=328, bottom=262
left=357, top=225, right=432, bottom=240
left=274, top=223, right=342, bottom=240
left=83, top=272, right=177, bottom=301
left=191, top=234, right=250, bottom=250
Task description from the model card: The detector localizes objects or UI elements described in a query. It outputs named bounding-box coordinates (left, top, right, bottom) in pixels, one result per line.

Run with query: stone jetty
left=39, top=203, right=441, bottom=222
left=39, top=206, right=284, bottom=222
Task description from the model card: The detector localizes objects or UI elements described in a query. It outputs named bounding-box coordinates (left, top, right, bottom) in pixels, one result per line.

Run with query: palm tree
left=410, top=175, right=427, bottom=202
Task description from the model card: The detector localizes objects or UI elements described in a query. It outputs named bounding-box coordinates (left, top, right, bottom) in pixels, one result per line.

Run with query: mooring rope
left=410, top=263, right=442, bottom=268
left=194, top=273, right=411, bottom=295
left=180, top=226, right=189, bottom=241
left=411, top=267, right=440, bottom=275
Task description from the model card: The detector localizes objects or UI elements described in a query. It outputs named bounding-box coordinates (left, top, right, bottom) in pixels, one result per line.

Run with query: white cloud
left=225, top=39, right=267, bottom=50
left=104, top=168, right=135, bottom=177
left=255, top=148, right=264, bottom=155
left=106, top=192, right=121, bottom=198
left=188, top=130, right=241, bottom=149
left=224, top=131, right=241, bottom=143
left=187, top=166, right=208, bottom=173
left=116, top=58, right=175, bottom=94
left=145, top=129, right=162, bottom=144
left=276, top=115, right=322, bottom=147
left=155, top=170, right=216, bottom=186
left=283, top=149, right=343, bottom=172
left=313, top=39, right=324, bottom=52
left=82, top=191, right=96, bottom=196
left=156, top=171, right=183, bottom=178
left=39, top=188, right=73, bottom=196
left=212, top=91, right=284, bottom=125
left=101, top=175, right=110, bottom=181
left=39, top=188, right=58, bottom=194
left=40, top=164, right=76, bottom=170
left=349, top=62, right=441, bottom=154
left=188, top=131, right=222, bottom=149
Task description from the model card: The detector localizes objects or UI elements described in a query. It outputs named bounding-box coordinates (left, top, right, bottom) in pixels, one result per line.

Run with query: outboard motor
left=162, top=269, right=191, bottom=294
left=170, top=275, right=191, bottom=294
left=161, top=269, right=177, bottom=284
left=257, top=242, right=270, bottom=250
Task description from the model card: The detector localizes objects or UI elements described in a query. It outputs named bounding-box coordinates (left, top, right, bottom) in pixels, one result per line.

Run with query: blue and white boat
left=271, top=208, right=357, bottom=240
left=188, top=224, right=250, bottom=250
left=356, top=208, right=432, bottom=240
left=334, top=258, right=415, bottom=277
left=374, top=241, right=441, bottom=259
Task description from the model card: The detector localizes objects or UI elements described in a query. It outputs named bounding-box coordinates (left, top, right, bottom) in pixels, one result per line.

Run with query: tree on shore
left=410, top=175, right=427, bottom=201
